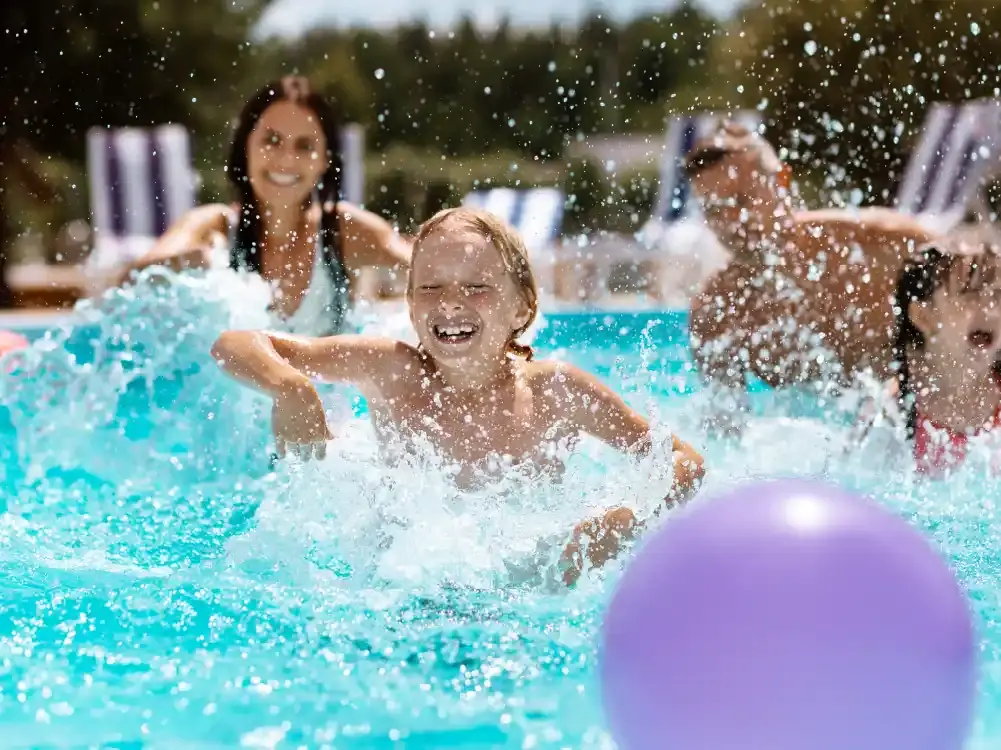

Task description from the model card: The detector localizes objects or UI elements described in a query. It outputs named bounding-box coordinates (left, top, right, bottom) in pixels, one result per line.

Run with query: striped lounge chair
left=85, top=124, right=197, bottom=274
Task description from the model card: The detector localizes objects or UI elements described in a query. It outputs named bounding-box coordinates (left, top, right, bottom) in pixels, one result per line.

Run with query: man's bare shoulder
left=796, top=207, right=936, bottom=243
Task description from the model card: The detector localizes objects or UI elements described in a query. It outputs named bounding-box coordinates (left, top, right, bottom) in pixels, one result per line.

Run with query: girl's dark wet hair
left=893, top=246, right=954, bottom=439
left=892, top=238, right=999, bottom=438
left=226, top=76, right=343, bottom=275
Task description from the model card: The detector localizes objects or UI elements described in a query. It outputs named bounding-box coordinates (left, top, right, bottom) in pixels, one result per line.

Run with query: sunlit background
left=5, top=0, right=998, bottom=306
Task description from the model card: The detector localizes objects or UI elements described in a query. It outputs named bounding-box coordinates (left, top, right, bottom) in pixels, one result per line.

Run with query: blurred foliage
left=711, top=0, right=1001, bottom=205
left=4, top=0, right=1001, bottom=292
left=2, top=0, right=269, bottom=158
left=284, top=3, right=717, bottom=158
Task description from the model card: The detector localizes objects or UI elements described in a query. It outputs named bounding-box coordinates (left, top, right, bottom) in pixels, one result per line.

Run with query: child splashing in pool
left=887, top=226, right=1001, bottom=475
left=212, top=207, right=705, bottom=586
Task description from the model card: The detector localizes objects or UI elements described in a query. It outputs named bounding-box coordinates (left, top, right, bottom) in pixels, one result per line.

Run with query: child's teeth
left=438, top=324, right=473, bottom=335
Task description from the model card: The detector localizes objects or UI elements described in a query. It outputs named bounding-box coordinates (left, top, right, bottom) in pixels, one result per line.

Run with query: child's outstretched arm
left=211, top=330, right=410, bottom=459
left=546, top=362, right=706, bottom=587
left=547, top=362, right=705, bottom=502
left=211, top=330, right=404, bottom=393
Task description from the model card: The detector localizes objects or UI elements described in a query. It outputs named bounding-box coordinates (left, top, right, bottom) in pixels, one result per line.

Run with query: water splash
left=4, top=272, right=1001, bottom=746
left=227, top=419, right=677, bottom=595
left=1, top=267, right=276, bottom=489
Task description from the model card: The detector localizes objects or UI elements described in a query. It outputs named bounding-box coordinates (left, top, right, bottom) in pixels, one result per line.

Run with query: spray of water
left=3, top=265, right=1001, bottom=746
left=0, top=268, right=683, bottom=595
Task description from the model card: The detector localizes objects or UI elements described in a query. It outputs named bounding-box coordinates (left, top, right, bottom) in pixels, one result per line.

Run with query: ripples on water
left=1, top=268, right=1001, bottom=747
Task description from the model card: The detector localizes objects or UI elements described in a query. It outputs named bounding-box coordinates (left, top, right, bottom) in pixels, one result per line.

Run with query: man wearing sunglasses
left=684, top=122, right=937, bottom=433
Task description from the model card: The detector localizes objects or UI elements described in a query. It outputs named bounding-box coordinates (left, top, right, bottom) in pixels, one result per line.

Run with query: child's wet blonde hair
left=408, top=206, right=539, bottom=360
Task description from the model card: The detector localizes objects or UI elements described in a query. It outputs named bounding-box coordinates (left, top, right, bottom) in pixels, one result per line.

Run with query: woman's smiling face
left=246, top=100, right=328, bottom=207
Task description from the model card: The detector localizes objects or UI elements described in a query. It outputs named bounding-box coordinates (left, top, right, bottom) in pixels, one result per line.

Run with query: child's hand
left=560, top=507, right=640, bottom=587
left=668, top=437, right=705, bottom=505
left=271, top=381, right=333, bottom=461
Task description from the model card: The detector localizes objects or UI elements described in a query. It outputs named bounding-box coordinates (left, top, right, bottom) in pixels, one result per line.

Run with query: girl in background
left=887, top=227, right=1001, bottom=475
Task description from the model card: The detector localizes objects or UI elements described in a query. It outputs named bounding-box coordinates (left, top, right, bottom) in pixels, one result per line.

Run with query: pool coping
left=0, top=303, right=689, bottom=336
left=0, top=310, right=79, bottom=330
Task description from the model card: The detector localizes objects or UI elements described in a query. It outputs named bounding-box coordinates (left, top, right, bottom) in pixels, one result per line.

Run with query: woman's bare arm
left=337, top=202, right=413, bottom=273
left=116, top=204, right=233, bottom=284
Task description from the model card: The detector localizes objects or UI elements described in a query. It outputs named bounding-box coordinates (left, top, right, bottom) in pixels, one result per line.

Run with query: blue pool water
left=1, top=275, right=1001, bottom=748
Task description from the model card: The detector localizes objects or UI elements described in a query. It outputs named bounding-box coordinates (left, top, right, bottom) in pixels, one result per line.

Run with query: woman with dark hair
left=120, top=76, right=411, bottom=336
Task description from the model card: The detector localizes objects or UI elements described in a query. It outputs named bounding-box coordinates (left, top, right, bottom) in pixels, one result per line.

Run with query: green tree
left=620, top=2, right=716, bottom=106
left=0, top=0, right=269, bottom=305
left=711, top=0, right=1001, bottom=203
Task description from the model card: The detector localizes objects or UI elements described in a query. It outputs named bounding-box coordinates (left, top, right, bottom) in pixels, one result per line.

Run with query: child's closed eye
left=957, top=255, right=999, bottom=295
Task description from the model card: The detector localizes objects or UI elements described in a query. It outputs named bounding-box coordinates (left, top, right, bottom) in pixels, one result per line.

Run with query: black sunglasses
left=683, top=146, right=732, bottom=180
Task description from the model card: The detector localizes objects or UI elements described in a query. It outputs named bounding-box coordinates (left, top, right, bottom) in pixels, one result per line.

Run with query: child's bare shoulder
left=374, top=339, right=424, bottom=370
left=317, top=336, right=423, bottom=377
left=341, top=338, right=425, bottom=398
left=522, top=358, right=592, bottom=396
left=523, top=357, right=569, bottom=380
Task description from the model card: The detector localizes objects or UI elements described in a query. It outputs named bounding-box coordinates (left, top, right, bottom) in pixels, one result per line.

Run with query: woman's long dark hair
left=226, top=76, right=343, bottom=277
left=893, top=236, right=1000, bottom=439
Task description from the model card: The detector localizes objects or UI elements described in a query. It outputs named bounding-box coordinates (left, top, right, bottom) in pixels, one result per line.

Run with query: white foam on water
left=225, top=415, right=678, bottom=596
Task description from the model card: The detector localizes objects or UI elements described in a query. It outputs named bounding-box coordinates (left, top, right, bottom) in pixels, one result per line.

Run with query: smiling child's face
left=408, top=224, right=530, bottom=370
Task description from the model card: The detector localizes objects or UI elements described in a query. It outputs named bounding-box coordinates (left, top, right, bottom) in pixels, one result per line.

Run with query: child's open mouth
left=432, top=322, right=479, bottom=345
left=969, top=328, right=996, bottom=350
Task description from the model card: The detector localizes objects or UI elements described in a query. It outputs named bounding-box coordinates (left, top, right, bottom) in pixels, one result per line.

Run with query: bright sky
left=256, top=0, right=741, bottom=37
